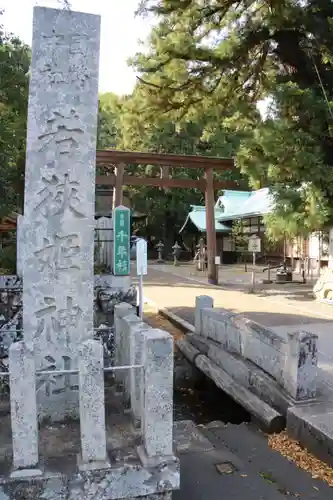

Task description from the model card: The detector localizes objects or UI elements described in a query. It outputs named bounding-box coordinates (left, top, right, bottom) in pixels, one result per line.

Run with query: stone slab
left=0, top=461, right=180, bottom=500
left=201, top=309, right=241, bottom=352
left=186, top=333, right=292, bottom=414
left=10, top=469, right=43, bottom=479
left=173, top=420, right=214, bottom=454
left=287, top=403, right=333, bottom=466
left=201, top=309, right=288, bottom=386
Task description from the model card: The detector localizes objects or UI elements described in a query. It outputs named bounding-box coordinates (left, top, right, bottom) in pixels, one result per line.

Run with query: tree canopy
left=2, top=1, right=333, bottom=246
left=98, top=86, right=247, bottom=244
left=130, top=0, right=333, bottom=237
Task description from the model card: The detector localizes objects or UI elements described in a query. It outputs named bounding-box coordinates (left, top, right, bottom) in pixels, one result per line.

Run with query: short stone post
left=121, top=314, right=149, bottom=427
left=284, top=331, right=318, bottom=400
left=138, top=328, right=174, bottom=465
left=129, top=323, right=149, bottom=428
left=9, top=341, right=39, bottom=472
left=195, top=295, right=214, bottom=336
left=78, top=339, right=108, bottom=468
left=120, top=314, right=144, bottom=410
left=114, top=303, right=135, bottom=391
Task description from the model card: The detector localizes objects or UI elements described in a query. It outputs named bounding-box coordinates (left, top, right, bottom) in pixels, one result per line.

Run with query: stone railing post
left=119, top=314, right=147, bottom=420
left=78, top=339, right=109, bottom=469
left=284, top=331, right=318, bottom=400
left=138, top=328, right=174, bottom=465
left=9, top=341, right=39, bottom=473
left=114, top=303, right=136, bottom=391
left=195, top=295, right=214, bottom=335
left=125, top=316, right=149, bottom=428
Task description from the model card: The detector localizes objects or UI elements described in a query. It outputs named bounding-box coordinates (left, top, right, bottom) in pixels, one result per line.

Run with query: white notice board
left=248, top=235, right=261, bottom=253
left=136, top=238, right=148, bottom=275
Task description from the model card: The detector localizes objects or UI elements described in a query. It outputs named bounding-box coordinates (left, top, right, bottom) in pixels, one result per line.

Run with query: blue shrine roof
left=180, top=188, right=273, bottom=233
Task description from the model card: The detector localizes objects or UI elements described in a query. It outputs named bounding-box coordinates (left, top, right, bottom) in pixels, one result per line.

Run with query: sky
left=1, top=0, right=154, bottom=94
left=1, top=0, right=269, bottom=115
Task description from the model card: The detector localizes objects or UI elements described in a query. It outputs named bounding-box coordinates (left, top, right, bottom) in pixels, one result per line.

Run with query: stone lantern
left=172, top=241, right=181, bottom=266
left=155, top=240, right=165, bottom=263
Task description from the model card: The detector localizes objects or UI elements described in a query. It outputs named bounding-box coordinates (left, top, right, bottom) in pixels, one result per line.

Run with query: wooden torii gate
left=96, top=150, right=235, bottom=285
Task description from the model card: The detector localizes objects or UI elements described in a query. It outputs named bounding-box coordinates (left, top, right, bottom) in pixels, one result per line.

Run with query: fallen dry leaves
left=269, top=431, right=333, bottom=487
left=143, top=308, right=184, bottom=341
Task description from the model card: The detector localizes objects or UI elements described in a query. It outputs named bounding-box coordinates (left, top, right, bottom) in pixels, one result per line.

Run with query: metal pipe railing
left=0, top=363, right=143, bottom=378
left=0, top=326, right=113, bottom=333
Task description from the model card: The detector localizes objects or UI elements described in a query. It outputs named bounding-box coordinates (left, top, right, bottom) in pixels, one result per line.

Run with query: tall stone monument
left=0, top=7, right=179, bottom=499
left=20, top=6, right=100, bottom=420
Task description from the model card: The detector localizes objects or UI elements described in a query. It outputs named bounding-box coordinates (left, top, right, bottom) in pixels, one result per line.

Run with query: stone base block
left=137, top=445, right=177, bottom=468
left=0, top=406, right=179, bottom=500
left=77, top=454, right=111, bottom=472
left=0, top=460, right=180, bottom=500
left=10, top=468, right=43, bottom=479
left=287, top=402, right=333, bottom=466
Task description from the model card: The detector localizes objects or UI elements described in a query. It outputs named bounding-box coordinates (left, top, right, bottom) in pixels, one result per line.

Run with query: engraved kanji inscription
left=42, top=33, right=89, bottom=55
left=34, top=233, right=80, bottom=273
left=36, top=354, right=78, bottom=397
left=34, top=173, right=86, bottom=218
left=38, top=109, right=84, bottom=156
left=40, top=33, right=91, bottom=85
left=35, top=296, right=83, bottom=345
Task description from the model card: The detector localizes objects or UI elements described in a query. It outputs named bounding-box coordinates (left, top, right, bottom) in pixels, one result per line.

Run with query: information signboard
left=113, top=205, right=131, bottom=275
left=248, top=235, right=261, bottom=253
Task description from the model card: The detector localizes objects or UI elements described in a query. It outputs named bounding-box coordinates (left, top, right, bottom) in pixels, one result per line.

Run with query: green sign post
left=113, top=205, right=131, bottom=275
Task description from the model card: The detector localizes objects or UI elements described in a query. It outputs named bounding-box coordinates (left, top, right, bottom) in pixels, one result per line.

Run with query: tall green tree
left=0, top=14, right=30, bottom=217
left=97, top=92, right=123, bottom=149
left=133, top=0, right=333, bottom=236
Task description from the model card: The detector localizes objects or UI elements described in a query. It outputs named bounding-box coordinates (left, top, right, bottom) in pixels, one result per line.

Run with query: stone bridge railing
left=194, top=296, right=318, bottom=402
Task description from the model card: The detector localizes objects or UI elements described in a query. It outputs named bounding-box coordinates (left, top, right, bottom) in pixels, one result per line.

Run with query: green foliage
left=97, top=92, right=123, bottom=149
left=132, top=0, right=333, bottom=239
left=0, top=237, right=16, bottom=274
left=231, top=219, right=248, bottom=250
left=0, top=15, right=30, bottom=217
left=97, top=83, right=248, bottom=242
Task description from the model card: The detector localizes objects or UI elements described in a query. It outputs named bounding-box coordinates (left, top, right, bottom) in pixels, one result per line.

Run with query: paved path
left=174, top=420, right=332, bottom=499
left=151, top=262, right=318, bottom=291
left=138, top=265, right=333, bottom=386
